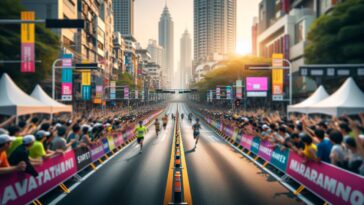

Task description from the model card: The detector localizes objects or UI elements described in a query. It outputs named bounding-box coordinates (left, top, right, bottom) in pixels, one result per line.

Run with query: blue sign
left=62, top=68, right=73, bottom=82
left=82, top=85, right=91, bottom=100
left=250, top=137, right=260, bottom=154
left=270, top=147, right=290, bottom=172
left=102, top=138, right=110, bottom=154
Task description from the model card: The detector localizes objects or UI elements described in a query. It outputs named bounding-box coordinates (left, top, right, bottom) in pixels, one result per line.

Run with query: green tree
left=305, top=0, right=364, bottom=64
left=0, top=0, right=60, bottom=92
left=116, top=72, right=138, bottom=89
left=192, top=55, right=270, bottom=93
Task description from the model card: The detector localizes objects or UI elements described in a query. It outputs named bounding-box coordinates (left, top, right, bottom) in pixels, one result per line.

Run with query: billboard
left=246, top=77, right=268, bottom=91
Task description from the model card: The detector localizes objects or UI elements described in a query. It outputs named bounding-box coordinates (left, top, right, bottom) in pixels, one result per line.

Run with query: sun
left=236, top=40, right=251, bottom=55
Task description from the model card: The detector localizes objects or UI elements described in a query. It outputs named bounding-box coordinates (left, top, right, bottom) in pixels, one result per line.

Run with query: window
left=294, top=21, right=304, bottom=44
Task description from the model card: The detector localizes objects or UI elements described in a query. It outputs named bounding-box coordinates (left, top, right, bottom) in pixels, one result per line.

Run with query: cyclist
left=162, top=115, right=168, bottom=129
left=154, top=119, right=161, bottom=136
left=181, top=113, right=184, bottom=120
left=135, top=121, right=147, bottom=153
left=192, top=118, right=202, bottom=149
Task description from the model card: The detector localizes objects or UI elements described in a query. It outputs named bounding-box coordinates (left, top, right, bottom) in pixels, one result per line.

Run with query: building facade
left=113, top=0, right=134, bottom=37
left=193, top=0, right=237, bottom=64
left=179, top=29, right=192, bottom=89
left=158, top=6, right=174, bottom=88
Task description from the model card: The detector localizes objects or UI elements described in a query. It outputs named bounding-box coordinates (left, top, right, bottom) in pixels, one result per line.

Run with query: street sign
left=61, top=95, right=72, bottom=101
left=61, top=54, right=73, bottom=101
left=75, top=63, right=99, bottom=70
left=272, top=53, right=284, bottom=101
left=299, top=65, right=364, bottom=77
left=45, top=19, right=85, bottom=29
left=247, top=92, right=267, bottom=97
left=21, top=11, right=35, bottom=72
left=272, top=95, right=283, bottom=101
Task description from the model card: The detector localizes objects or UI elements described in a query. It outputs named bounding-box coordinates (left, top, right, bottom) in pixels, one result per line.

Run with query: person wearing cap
left=29, top=130, right=60, bottom=160
left=0, top=134, right=26, bottom=174
left=135, top=121, right=147, bottom=153
left=8, top=135, right=41, bottom=177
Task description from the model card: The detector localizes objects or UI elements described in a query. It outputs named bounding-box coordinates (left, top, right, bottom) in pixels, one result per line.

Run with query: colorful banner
left=110, top=81, right=116, bottom=100
left=272, top=53, right=284, bottom=100
left=257, top=140, right=274, bottom=161
left=81, top=71, right=91, bottom=86
left=94, top=85, right=103, bottom=104
left=21, top=11, right=35, bottom=73
left=74, top=147, right=92, bottom=171
left=246, top=77, right=268, bottom=91
left=226, top=86, right=232, bottom=100
left=270, top=147, right=290, bottom=172
left=107, top=136, right=115, bottom=151
left=91, top=144, right=105, bottom=162
left=124, top=87, right=129, bottom=99
left=61, top=83, right=72, bottom=95
left=82, top=85, right=91, bottom=100
left=0, top=151, right=77, bottom=205
left=61, top=54, right=73, bottom=101
left=286, top=151, right=364, bottom=205
left=113, top=133, right=124, bottom=147
left=236, top=80, right=242, bottom=99
left=216, top=87, right=221, bottom=99
left=240, top=135, right=254, bottom=150
left=250, top=137, right=260, bottom=154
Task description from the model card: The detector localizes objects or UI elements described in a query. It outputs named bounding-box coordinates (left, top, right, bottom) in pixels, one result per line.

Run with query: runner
left=188, top=113, right=193, bottom=122
left=162, top=114, right=168, bottom=129
left=154, top=119, right=161, bottom=136
left=135, top=121, right=147, bottom=153
left=181, top=113, right=184, bottom=120
left=192, top=118, right=202, bottom=149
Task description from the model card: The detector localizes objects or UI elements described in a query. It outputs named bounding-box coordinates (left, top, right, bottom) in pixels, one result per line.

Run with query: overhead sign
left=299, top=65, right=364, bottom=77
left=61, top=54, right=73, bottom=101
left=45, top=19, right=85, bottom=29
left=75, top=63, right=99, bottom=70
left=272, top=53, right=284, bottom=101
left=21, top=11, right=35, bottom=73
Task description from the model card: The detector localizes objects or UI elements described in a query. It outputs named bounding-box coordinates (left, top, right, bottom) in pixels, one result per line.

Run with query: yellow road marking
left=163, top=118, right=176, bottom=205
left=179, top=122, right=192, bottom=205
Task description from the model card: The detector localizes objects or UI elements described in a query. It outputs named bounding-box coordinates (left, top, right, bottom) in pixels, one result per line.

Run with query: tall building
left=193, top=0, right=237, bottom=63
left=179, top=29, right=192, bottom=89
left=158, top=5, right=174, bottom=88
left=113, top=0, right=134, bottom=37
left=147, top=39, right=164, bottom=69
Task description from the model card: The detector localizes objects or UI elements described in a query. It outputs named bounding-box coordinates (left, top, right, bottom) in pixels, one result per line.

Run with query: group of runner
left=134, top=112, right=202, bottom=152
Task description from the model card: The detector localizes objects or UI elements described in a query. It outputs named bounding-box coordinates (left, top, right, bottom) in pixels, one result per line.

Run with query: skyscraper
left=194, top=0, right=237, bottom=63
left=113, top=0, right=134, bottom=37
left=180, top=29, right=192, bottom=89
left=158, top=5, right=174, bottom=88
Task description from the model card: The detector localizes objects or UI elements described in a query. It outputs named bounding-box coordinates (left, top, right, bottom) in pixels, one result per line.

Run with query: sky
left=135, top=0, right=261, bottom=71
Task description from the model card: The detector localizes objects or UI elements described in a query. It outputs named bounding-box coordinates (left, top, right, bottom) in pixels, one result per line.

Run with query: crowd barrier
left=196, top=111, right=364, bottom=205
left=0, top=110, right=163, bottom=205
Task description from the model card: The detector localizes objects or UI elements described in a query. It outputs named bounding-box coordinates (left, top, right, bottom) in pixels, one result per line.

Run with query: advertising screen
left=246, top=77, right=268, bottom=91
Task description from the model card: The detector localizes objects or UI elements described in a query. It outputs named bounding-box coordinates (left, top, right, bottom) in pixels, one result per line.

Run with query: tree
left=0, top=0, right=60, bottom=92
left=191, top=55, right=270, bottom=93
left=305, top=0, right=364, bottom=64
left=116, top=72, right=139, bottom=89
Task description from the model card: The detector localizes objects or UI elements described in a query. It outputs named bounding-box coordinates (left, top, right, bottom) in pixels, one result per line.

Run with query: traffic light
left=234, top=99, right=241, bottom=107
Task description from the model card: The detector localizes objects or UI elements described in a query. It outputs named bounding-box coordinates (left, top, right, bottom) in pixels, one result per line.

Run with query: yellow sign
left=81, top=71, right=91, bottom=85
left=21, top=11, right=35, bottom=43
left=272, top=53, right=284, bottom=95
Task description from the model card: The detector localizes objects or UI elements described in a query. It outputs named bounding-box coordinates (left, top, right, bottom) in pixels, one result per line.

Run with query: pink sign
left=21, top=43, right=35, bottom=72
left=113, top=133, right=124, bottom=147
left=246, top=77, right=268, bottom=91
left=286, top=151, right=364, bottom=205
left=240, top=135, right=254, bottom=150
left=90, top=144, right=105, bottom=161
left=124, top=87, right=129, bottom=99
left=0, top=151, right=77, bottom=205
left=258, top=140, right=274, bottom=161
left=62, top=83, right=73, bottom=95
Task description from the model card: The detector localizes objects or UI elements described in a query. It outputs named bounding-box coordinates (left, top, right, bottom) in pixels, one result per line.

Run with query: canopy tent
left=31, top=85, right=72, bottom=114
left=0, top=73, right=51, bottom=116
left=307, top=77, right=364, bottom=116
left=287, top=85, right=329, bottom=114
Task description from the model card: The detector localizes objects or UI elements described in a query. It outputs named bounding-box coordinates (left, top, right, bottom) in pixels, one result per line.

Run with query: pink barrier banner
left=240, top=135, right=254, bottom=150
left=91, top=144, right=105, bottom=162
left=0, top=151, right=77, bottom=205
left=225, top=126, right=234, bottom=137
left=286, top=151, right=364, bottom=205
left=113, top=133, right=124, bottom=147
left=258, top=140, right=274, bottom=161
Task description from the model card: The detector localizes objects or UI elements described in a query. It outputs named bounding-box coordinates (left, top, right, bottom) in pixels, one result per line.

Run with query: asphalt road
left=57, top=104, right=176, bottom=205
left=179, top=103, right=302, bottom=205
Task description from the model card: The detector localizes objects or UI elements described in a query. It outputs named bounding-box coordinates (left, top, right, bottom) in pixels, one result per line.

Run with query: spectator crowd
left=197, top=106, right=364, bottom=176
left=0, top=105, right=162, bottom=176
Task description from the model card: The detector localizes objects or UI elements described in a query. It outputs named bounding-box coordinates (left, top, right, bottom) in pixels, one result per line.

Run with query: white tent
left=307, top=77, right=364, bottom=116
left=31, top=85, right=72, bottom=114
left=287, top=85, right=329, bottom=114
left=0, top=73, right=52, bottom=116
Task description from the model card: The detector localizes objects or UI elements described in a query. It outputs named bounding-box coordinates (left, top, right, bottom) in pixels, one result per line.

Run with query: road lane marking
left=163, top=115, right=176, bottom=205
left=179, top=121, right=193, bottom=205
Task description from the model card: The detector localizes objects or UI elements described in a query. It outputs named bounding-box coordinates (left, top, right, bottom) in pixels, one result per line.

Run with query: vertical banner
left=141, top=90, right=145, bottom=102
left=135, top=90, right=139, bottom=99
left=236, top=80, right=242, bottom=99
left=94, top=85, right=103, bottom=104
left=61, top=54, right=73, bottom=101
left=110, top=81, right=116, bottom=100
left=226, top=86, right=232, bottom=100
left=216, top=87, right=221, bottom=99
left=272, top=53, right=284, bottom=101
left=81, top=70, right=91, bottom=100
left=209, top=90, right=213, bottom=102
left=21, top=11, right=35, bottom=72
left=124, top=86, right=129, bottom=99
